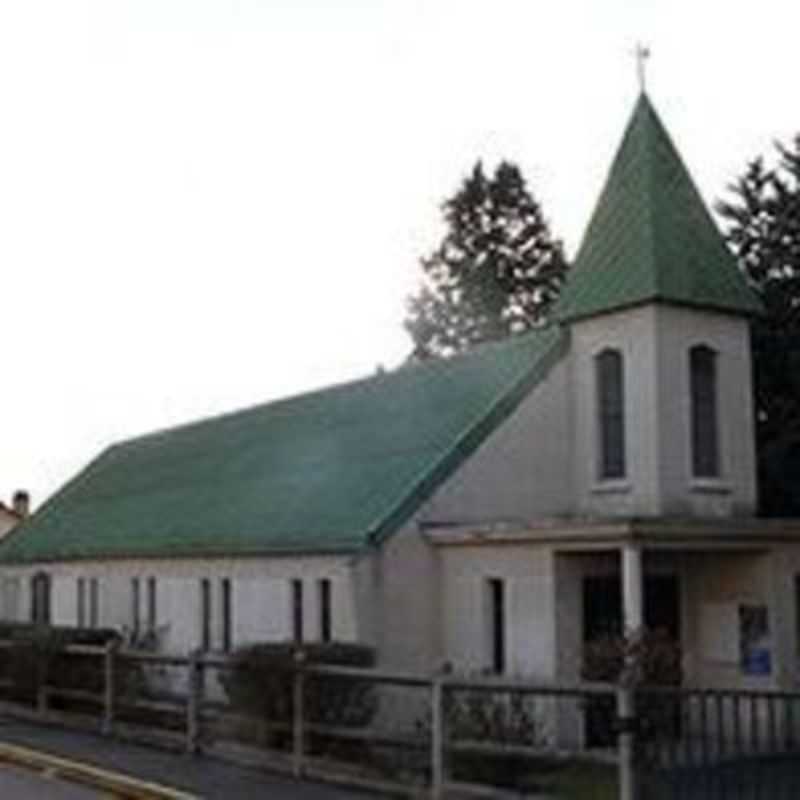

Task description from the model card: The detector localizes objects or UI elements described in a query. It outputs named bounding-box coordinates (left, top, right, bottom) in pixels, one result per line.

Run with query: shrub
left=412, top=678, right=554, bottom=789
left=0, top=623, right=143, bottom=710
left=581, top=627, right=682, bottom=686
left=582, top=627, right=683, bottom=746
left=0, top=624, right=69, bottom=704
left=444, top=686, right=550, bottom=746
left=220, top=641, right=377, bottom=751
left=444, top=686, right=553, bottom=788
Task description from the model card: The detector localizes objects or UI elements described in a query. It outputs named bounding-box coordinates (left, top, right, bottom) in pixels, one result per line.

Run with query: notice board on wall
left=698, top=602, right=772, bottom=675
left=739, top=604, right=771, bottom=676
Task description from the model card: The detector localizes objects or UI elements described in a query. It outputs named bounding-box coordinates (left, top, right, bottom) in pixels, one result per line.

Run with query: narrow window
left=131, top=577, right=141, bottom=634
left=291, top=579, right=304, bottom=643
left=487, top=578, right=506, bottom=674
left=596, top=349, right=626, bottom=479
left=77, top=578, right=86, bottom=627
left=31, top=572, right=51, bottom=625
left=200, top=578, right=212, bottom=652
left=221, top=578, right=232, bottom=653
left=147, top=577, right=157, bottom=630
left=89, top=578, right=99, bottom=629
left=318, top=579, right=332, bottom=643
left=690, top=345, right=720, bottom=477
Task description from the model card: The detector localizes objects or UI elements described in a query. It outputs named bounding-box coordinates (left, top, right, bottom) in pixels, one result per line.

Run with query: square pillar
left=622, top=544, right=644, bottom=635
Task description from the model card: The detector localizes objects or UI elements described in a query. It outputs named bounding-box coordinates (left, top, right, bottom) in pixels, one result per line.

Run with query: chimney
left=12, top=490, right=30, bottom=519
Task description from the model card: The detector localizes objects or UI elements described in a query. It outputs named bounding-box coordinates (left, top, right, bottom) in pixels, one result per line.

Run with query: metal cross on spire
left=634, top=43, right=651, bottom=93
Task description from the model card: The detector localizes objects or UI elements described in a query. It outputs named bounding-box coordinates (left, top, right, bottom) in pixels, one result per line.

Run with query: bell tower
left=555, top=94, right=761, bottom=518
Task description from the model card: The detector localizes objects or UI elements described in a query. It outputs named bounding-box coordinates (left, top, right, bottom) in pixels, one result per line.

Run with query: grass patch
left=538, top=760, right=618, bottom=800
left=448, top=753, right=618, bottom=798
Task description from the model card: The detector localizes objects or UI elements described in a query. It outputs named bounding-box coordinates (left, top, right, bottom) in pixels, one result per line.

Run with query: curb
left=0, top=741, right=199, bottom=799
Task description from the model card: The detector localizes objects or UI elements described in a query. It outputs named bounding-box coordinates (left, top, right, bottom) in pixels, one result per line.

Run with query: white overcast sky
left=1, top=0, right=797, bottom=506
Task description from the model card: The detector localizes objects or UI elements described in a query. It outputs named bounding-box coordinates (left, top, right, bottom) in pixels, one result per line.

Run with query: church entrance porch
left=582, top=572, right=681, bottom=644
left=430, top=517, right=800, bottom=690
left=556, top=544, right=777, bottom=691
left=428, top=517, right=800, bottom=769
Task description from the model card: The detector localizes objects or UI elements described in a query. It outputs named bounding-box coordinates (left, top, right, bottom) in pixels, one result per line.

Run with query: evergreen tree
left=405, top=161, right=568, bottom=359
left=718, top=136, right=800, bottom=516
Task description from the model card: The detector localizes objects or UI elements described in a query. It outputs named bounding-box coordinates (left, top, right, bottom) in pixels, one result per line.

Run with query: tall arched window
left=30, top=572, right=51, bottom=625
left=596, top=349, right=626, bottom=479
left=690, top=345, right=720, bottom=477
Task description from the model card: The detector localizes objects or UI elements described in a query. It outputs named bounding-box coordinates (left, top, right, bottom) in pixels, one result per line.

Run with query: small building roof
left=555, top=93, right=762, bottom=322
left=0, top=327, right=564, bottom=563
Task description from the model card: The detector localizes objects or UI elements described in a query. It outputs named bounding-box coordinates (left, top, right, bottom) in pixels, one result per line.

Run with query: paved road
left=0, top=718, right=371, bottom=799
left=0, top=762, right=99, bottom=799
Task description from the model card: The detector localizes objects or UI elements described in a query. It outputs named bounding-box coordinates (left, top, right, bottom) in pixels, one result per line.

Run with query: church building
left=1, top=93, right=798, bottom=694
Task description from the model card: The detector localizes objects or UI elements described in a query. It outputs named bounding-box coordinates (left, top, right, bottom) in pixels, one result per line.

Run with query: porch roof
left=422, top=517, right=800, bottom=551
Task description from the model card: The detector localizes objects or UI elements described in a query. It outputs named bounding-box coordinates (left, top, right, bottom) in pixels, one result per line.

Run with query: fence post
left=186, top=649, right=200, bottom=754
left=430, top=677, right=444, bottom=800
left=292, top=649, right=306, bottom=779
left=617, top=684, right=637, bottom=800
left=102, top=639, right=116, bottom=735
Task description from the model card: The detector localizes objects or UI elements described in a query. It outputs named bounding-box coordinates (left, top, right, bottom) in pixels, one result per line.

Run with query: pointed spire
left=555, top=94, right=762, bottom=323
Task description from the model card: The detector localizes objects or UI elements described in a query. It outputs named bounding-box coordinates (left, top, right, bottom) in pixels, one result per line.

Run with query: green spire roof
left=556, top=93, right=762, bottom=322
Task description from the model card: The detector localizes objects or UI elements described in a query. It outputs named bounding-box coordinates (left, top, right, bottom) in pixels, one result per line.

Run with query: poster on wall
left=739, top=604, right=771, bottom=676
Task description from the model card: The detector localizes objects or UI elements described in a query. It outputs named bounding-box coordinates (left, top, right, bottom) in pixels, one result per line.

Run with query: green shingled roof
left=555, top=93, right=762, bottom=322
left=0, top=327, right=565, bottom=564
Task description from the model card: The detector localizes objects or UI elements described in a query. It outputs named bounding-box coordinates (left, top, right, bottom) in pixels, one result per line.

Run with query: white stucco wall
left=439, top=544, right=557, bottom=678
left=554, top=553, right=585, bottom=683
left=569, top=304, right=757, bottom=518
left=761, top=545, right=800, bottom=691
left=52, top=575, right=78, bottom=626
left=0, top=554, right=360, bottom=655
left=681, top=550, right=773, bottom=689
left=654, top=305, right=757, bottom=516
left=570, top=306, right=665, bottom=517
left=372, top=520, right=442, bottom=672
left=1, top=576, right=21, bottom=622
left=423, top=354, right=572, bottom=523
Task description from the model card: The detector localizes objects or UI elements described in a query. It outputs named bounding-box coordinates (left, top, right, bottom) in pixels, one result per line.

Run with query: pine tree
left=718, top=136, right=800, bottom=516
left=405, top=161, right=568, bottom=359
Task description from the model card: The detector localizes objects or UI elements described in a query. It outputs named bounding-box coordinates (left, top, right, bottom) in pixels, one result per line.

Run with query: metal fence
left=2, top=639, right=800, bottom=799
left=634, top=686, right=800, bottom=799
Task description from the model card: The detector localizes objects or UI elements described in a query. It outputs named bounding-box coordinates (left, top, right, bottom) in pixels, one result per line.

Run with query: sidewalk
left=0, top=718, right=372, bottom=799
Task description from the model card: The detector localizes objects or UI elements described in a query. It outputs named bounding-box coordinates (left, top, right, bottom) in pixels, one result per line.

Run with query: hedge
left=0, top=623, right=142, bottom=708
left=220, top=641, right=377, bottom=750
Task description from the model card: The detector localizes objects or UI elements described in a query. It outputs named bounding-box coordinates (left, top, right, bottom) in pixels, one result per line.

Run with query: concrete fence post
left=102, top=639, right=116, bottom=735
left=430, top=678, right=444, bottom=799
left=617, top=684, right=637, bottom=800
left=292, top=649, right=306, bottom=779
left=186, top=649, right=201, bottom=754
